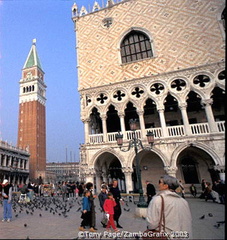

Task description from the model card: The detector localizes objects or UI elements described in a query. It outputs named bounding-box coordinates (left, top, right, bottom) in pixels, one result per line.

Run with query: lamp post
left=115, top=119, right=154, bottom=208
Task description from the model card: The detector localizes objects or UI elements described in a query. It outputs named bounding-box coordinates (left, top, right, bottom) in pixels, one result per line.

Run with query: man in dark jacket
left=109, top=179, right=124, bottom=228
left=146, top=180, right=156, bottom=204
left=98, top=184, right=108, bottom=227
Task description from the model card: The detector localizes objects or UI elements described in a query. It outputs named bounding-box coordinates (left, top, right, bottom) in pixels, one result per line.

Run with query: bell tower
left=17, top=39, right=47, bottom=181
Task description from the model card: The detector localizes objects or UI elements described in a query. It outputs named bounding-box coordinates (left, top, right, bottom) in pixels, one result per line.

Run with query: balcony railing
left=88, top=121, right=225, bottom=144
left=167, top=125, right=185, bottom=137
left=190, top=122, right=210, bottom=134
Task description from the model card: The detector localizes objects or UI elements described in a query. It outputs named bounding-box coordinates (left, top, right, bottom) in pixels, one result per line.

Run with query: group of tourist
left=79, top=179, right=123, bottom=232
left=199, top=178, right=225, bottom=204
left=1, top=175, right=225, bottom=239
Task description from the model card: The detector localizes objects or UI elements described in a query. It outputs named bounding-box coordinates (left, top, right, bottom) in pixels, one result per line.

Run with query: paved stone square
left=0, top=195, right=225, bottom=239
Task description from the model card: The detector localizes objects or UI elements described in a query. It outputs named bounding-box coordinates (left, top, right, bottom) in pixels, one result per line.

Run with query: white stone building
left=46, top=162, right=80, bottom=183
left=72, top=0, right=225, bottom=193
left=0, top=140, right=30, bottom=184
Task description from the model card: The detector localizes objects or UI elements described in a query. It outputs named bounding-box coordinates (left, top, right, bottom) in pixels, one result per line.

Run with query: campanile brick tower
left=17, top=39, right=47, bottom=181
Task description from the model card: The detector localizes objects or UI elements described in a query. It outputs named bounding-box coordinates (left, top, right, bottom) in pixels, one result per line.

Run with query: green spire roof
left=23, top=39, right=42, bottom=69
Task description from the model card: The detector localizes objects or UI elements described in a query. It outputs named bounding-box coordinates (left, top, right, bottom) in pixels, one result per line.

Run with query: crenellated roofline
left=71, top=0, right=130, bottom=19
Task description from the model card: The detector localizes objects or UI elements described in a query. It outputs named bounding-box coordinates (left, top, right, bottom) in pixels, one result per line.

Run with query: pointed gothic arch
left=211, top=87, right=225, bottom=121
left=89, top=107, right=102, bottom=134
left=106, top=104, right=121, bottom=132
left=143, top=98, right=160, bottom=128
left=124, top=101, right=139, bottom=130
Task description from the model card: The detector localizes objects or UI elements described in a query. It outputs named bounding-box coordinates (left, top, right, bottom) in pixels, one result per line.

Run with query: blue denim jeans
left=3, top=199, right=12, bottom=220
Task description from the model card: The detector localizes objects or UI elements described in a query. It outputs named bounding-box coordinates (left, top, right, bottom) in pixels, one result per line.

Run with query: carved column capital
left=82, top=118, right=90, bottom=123
left=137, top=110, right=144, bottom=116
left=157, top=107, right=165, bottom=113
left=122, top=167, right=134, bottom=174
left=214, top=165, right=225, bottom=173
left=164, top=166, right=178, bottom=176
left=201, top=99, right=213, bottom=106
left=84, top=168, right=95, bottom=176
left=179, top=102, right=187, bottom=110
left=118, top=111, right=125, bottom=118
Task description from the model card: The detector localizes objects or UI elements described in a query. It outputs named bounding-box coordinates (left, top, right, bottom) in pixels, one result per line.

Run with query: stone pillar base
left=135, top=207, right=147, bottom=218
left=219, top=173, right=225, bottom=182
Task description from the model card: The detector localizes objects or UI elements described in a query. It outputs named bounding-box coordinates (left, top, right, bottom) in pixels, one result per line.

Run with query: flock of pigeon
left=12, top=195, right=84, bottom=227
left=10, top=194, right=133, bottom=229
left=3, top=194, right=224, bottom=239
left=199, top=212, right=225, bottom=229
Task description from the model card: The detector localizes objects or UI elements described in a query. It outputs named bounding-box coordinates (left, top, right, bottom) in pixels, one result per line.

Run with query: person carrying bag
left=146, top=175, right=192, bottom=240
left=143, top=195, right=168, bottom=240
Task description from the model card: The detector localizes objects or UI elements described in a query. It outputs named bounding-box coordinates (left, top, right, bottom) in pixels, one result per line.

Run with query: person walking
left=177, top=180, right=185, bottom=198
left=1, top=179, right=13, bottom=222
left=145, top=180, right=156, bottom=204
left=146, top=175, right=192, bottom=239
left=79, top=190, right=92, bottom=231
left=189, top=184, right=197, bottom=198
left=98, top=184, right=108, bottom=227
left=109, top=179, right=124, bottom=228
left=86, top=182, right=97, bottom=231
left=103, top=193, right=119, bottom=232
left=61, top=182, right=68, bottom=201
left=201, top=179, right=206, bottom=192
left=78, top=183, right=84, bottom=197
left=216, top=180, right=225, bottom=204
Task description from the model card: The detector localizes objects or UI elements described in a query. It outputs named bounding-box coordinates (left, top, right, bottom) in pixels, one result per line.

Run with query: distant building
left=46, top=162, right=80, bottom=183
left=17, top=39, right=47, bottom=181
left=72, top=0, right=225, bottom=193
left=0, top=140, right=29, bottom=184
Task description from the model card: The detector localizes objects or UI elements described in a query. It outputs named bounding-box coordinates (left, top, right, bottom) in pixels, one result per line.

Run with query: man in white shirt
left=147, top=175, right=192, bottom=240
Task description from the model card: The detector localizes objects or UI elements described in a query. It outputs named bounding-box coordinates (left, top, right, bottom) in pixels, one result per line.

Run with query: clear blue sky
left=0, top=0, right=104, bottom=162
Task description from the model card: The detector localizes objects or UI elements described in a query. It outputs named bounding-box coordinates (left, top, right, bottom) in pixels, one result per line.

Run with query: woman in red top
left=103, top=193, right=119, bottom=232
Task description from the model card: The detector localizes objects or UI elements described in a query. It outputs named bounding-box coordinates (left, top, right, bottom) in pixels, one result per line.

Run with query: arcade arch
left=94, top=152, right=126, bottom=192
left=176, top=146, right=220, bottom=187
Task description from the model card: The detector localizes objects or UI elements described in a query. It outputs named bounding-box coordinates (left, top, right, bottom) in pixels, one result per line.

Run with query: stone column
left=102, top=174, right=108, bottom=184
left=214, top=165, right=225, bottom=182
left=85, top=168, right=95, bottom=184
left=83, top=119, right=90, bottom=144
left=12, top=175, right=16, bottom=185
left=164, top=166, right=178, bottom=177
left=95, top=173, right=102, bottom=194
left=3, top=155, right=7, bottom=167
left=179, top=103, right=191, bottom=136
left=119, top=112, right=126, bottom=139
left=157, top=108, right=168, bottom=137
left=202, top=99, right=218, bottom=133
left=122, top=168, right=134, bottom=193
left=137, top=110, right=146, bottom=139
left=101, top=114, right=107, bottom=142
left=26, top=176, right=29, bottom=184
left=8, top=155, right=13, bottom=167
left=85, top=175, right=94, bottom=184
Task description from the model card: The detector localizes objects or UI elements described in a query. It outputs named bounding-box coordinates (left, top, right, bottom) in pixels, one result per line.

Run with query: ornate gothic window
left=218, top=70, right=225, bottom=81
left=96, top=93, right=108, bottom=104
left=120, top=30, right=153, bottom=64
left=193, top=75, right=210, bottom=88
left=113, top=90, right=126, bottom=101
left=86, top=96, right=92, bottom=106
left=131, top=87, right=144, bottom=98
left=170, top=79, right=186, bottom=91
left=150, top=83, right=165, bottom=95
left=221, top=8, right=226, bottom=31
